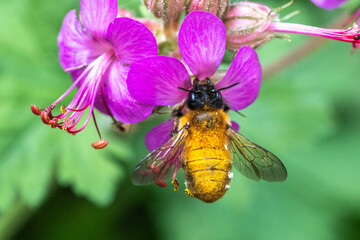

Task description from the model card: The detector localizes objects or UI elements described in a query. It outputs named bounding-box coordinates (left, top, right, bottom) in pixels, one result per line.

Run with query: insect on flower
left=127, top=11, right=287, bottom=203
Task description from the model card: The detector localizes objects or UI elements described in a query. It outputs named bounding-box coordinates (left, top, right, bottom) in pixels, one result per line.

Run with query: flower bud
left=224, top=2, right=278, bottom=50
left=186, top=0, right=229, bottom=19
left=143, top=0, right=185, bottom=25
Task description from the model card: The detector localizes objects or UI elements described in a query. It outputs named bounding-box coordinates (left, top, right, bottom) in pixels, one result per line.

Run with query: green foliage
left=0, top=0, right=134, bottom=214
left=1, top=0, right=360, bottom=240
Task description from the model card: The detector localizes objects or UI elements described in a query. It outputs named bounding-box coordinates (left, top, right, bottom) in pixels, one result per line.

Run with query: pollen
left=60, top=105, right=67, bottom=113
left=185, top=188, right=193, bottom=197
left=172, top=178, right=179, bottom=192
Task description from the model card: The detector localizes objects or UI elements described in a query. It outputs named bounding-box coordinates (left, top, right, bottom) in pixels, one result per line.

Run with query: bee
left=132, top=78, right=287, bottom=203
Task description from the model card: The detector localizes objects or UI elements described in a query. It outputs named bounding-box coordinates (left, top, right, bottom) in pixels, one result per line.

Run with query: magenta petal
left=106, top=18, right=158, bottom=64
left=145, top=120, right=174, bottom=151
left=127, top=56, right=192, bottom=106
left=103, top=61, right=154, bottom=123
left=216, top=46, right=261, bottom=111
left=311, top=0, right=348, bottom=9
left=58, top=10, right=101, bottom=71
left=178, top=11, right=226, bottom=80
left=80, top=0, right=117, bottom=39
left=231, top=121, right=240, bottom=132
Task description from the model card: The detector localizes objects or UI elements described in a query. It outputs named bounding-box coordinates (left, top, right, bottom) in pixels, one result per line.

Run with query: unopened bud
left=143, top=0, right=185, bottom=26
left=186, top=0, right=229, bottom=19
left=31, top=105, right=41, bottom=115
left=91, top=139, right=109, bottom=149
left=224, top=2, right=278, bottom=50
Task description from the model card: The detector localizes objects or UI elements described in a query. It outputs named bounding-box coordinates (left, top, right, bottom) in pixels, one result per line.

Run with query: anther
left=91, top=139, right=109, bottom=149
left=155, top=177, right=167, bottom=188
left=67, top=125, right=77, bottom=135
left=40, top=112, right=50, bottom=124
left=172, top=178, right=179, bottom=192
left=60, top=105, right=67, bottom=113
left=49, top=120, right=57, bottom=128
left=31, top=105, right=41, bottom=115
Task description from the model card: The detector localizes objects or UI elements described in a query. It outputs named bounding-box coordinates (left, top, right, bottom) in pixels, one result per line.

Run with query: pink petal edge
left=106, top=18, right=158, bottom=64
left=145, top=119, right=175, bottom=151
left=80, top=0, right=118, bottom=39
left=103, top=61, right=154, bottom=124
left=216, top=46, right=262, bottom=111
left=127, top=56, right=192, bottom=106
left=58, top=10, right=101, bottom=71
left=231, top=121, right=240, bottom=132
left=178, top=11, right=226, bottom=80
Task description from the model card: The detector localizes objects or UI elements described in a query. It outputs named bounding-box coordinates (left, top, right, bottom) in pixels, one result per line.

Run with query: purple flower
left=311, top=0, right=348, bottom=9
left=127, top=11, right=261, bottom=150
left=32, top=0, right=158, bottom=148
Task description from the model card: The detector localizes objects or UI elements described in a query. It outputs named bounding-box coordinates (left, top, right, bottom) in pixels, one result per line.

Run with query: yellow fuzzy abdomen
left=180, top=109, right=232, bottom=203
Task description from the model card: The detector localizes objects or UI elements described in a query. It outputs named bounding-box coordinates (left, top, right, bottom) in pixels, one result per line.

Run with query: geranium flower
left=31, top=0, right=158, bottom=148
left=127, top=11, right=261, bottom=150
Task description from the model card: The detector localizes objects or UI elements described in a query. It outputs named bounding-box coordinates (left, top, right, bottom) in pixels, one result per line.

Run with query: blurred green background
left=1, top=0, right=360, bottom=239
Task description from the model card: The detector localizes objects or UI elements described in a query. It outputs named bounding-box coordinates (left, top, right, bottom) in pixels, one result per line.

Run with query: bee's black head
left=185, top=78, right=223, bottom=110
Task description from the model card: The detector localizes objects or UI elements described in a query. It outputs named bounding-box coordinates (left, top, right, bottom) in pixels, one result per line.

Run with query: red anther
left=40, top=112, right=50, bottom=124
left=31, top=105, right=41, bottom=115
left=67, top=125, right=77, bottom=135
left=155, top=177, right=167, bottom=188
left=91, top=139, right=109, bottom=149
left=49, top=120, right=57, bottom=128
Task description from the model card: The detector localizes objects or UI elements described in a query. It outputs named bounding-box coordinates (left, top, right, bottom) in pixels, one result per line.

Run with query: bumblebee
left=132, top=78, right=287, bottom=203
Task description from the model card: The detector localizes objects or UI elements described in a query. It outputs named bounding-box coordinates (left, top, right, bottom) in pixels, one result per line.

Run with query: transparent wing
left=132, top=127, right=188, bottom=186
left=227, top=126, right=287, bottom=182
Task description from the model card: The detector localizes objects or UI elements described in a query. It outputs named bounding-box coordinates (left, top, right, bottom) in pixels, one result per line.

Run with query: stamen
left=172, top=178, right=179, bottom=192
left=91, top=139, right=109, bottom=149
left=40, top=112, right=50, bottom=125
left=49, top=120, right=58, bottom=128
left=60, top=105, right=67, bottom=113
left=31, top=105, right=41, bottom=115
left=155, top=177, right=167, bottom=187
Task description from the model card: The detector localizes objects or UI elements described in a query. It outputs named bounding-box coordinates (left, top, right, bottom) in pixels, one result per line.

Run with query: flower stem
left=263, top=13, right=351, bottom=79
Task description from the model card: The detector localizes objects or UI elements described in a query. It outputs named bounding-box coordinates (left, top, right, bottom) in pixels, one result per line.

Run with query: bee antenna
left=216, top=82, right=240, bottom=92
left=178, top=87, right=191, bottom=92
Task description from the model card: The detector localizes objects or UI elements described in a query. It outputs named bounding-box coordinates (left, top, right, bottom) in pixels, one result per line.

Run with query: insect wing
left=132, top=127, right=188, bottom=186
left=227, top=127, right=287, bottom=182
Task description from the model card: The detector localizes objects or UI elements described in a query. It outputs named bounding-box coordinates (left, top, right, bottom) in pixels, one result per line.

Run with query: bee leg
left=171, top=107, right=184, bottom=119
left=185, top=188, right=193, bottom=198
left=223, top=104, right=230, bottom=112
left=170, top=129, right=177, bottom=138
